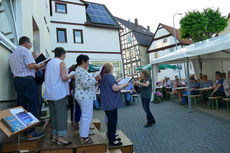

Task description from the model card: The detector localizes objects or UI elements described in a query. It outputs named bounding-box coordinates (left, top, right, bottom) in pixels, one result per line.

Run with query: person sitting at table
left=181, top=77, right=199, bottom=105
left=200, top=75, right=213, bottom=88
left=162, top=77, right=173, bottom=98
left=200, top=75, right=213, bottom=104
left=174, top=76, right=183, bottom=88
left=211, top=71, right=225, bottom=97
left=173, top=76, right=183, bottom=100
left=223, top=71, right=230, bottom=98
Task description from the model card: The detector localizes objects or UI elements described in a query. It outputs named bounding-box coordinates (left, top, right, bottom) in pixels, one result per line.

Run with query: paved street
left=94, top=101, right=230, bottom=153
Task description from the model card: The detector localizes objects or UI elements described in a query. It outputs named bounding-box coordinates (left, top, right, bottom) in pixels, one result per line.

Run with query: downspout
left=9, top=0, right=19, bottom=43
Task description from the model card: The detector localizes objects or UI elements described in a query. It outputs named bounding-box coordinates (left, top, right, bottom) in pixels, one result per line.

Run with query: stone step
left=101, top=130, right=133, bottom=153
left=91, top=118, right=101, bottom=130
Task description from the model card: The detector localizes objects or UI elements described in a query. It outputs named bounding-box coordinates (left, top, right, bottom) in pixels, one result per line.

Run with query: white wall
left=51, top=0, right=86, bottom=24
left=64, top=52, right=122, bottom=68
left=51, top=24, right=121, bottom=52
left=20, top=0, right=52, bottom=56
left=0, top=45, right=16, bottom=101
left=50, top=0, right=122, bottom=68
left=148, top=26, right=195, bottom=81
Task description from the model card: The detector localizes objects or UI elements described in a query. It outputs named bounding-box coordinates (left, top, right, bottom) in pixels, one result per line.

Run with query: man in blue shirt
left=182, top=77, right=199, bottom=105
left=211, top=72, right=225, bottom=97
left=124, top=81, right=136, bottom=105
left=200, top=75, right=213, bottom=103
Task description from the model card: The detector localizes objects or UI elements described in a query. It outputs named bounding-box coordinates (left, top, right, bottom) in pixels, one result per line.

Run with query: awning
left=136, top=64, right=177, bottom=71
left=88, top=64, right=100, bottom=72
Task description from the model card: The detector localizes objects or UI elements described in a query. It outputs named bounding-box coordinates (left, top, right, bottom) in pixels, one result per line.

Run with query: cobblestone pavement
left=93, top=101, right=230, bottom=153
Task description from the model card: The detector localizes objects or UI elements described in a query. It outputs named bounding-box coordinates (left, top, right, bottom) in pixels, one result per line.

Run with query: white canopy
left=150, top=33, right=230, bottom=112
left=151, top=33, right=230, bottom=65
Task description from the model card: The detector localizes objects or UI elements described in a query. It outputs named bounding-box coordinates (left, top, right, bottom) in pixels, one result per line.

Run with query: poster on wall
left=92, top=61, right=122, bottom=79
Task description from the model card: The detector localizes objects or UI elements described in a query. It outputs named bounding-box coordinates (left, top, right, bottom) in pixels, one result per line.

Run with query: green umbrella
left=136, top=64, right=177, bottom=71
left=88, top=64, right=100, bottom=72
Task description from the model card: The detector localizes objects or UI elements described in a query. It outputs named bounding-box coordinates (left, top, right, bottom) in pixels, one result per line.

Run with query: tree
left=179, top=8, right=228, bottom=42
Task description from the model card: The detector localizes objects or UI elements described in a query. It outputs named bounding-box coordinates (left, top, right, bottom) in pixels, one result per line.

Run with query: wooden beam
left=148, top=43, right=181, bottom=53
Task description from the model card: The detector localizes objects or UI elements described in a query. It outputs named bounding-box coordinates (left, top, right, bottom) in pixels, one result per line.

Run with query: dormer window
left=163, top=38, right=167, bottom=43
left=55, top=3, right=67, bottom=14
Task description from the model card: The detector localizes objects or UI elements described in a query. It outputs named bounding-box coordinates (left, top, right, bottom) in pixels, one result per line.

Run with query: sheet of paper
left=93, top=66, right=103, bottom=77
left=10, top=108, right=27, bottom=127
left=68, top=71, right=75, bottom=76
left=27, top=112, right=39, bottom=123
left=118, top=77, right=132, bottom=85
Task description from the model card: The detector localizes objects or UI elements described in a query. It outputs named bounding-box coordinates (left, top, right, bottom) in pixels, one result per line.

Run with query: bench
left=184, top=94, right=201, bottom=104
left=222, top=98, right=230, bottom=112
left=132, top=94, right=140, bottom=104
left=208, top=97, right=223, bottom=110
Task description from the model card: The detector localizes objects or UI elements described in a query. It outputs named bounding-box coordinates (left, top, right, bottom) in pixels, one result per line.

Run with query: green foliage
left=179, top=8, right=228, bottom=42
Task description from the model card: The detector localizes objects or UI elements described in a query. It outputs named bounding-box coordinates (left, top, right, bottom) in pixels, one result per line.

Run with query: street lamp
left=173, top=13, right=182, bottom=81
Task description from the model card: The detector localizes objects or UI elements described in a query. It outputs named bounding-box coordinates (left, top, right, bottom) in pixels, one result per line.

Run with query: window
left=163, top=38, right=167, bottom=43
left=55, top=3, right=67, bottom=13
left=170, top=48, right=174, bottom=52
left=155, top=52, right=158, bottom=58
left=57, top=28, right=67, bottom=43
left=127, top=34, right=132, bottom=43
left=73, top=30, right=83, bottom=43
left=126, top=50, right=130, bottom=59
left=131, top=48, right=136, bottom=58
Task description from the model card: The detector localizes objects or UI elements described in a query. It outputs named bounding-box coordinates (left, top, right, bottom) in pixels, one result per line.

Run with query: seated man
left=182, top=77, right=199, bottom=105
left=211, top=71, right=225, bottom=97
left=223, top=71, right=230, bottom=98
left=124, top=81, right=136, bottom=105
left=162, top=77, right=173, bottom=98
left=200, top=75, right=213, bottom=88
left=200, top=75, right=213, bottom=103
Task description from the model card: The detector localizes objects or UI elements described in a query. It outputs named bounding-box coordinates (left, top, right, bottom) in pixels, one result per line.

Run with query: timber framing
left=148, top=43, right=181, bottom=53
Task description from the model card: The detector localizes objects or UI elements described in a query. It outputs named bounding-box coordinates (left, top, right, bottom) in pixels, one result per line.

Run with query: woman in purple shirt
left=100, top=63, right=129, bottom=146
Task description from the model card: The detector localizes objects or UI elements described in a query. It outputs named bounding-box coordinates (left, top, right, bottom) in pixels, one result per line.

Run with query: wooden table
left=195, top=87, right=213, bottom=91
left=176, top=87, right=188, bottom=90
left=120, top=90, right=132, bottom=94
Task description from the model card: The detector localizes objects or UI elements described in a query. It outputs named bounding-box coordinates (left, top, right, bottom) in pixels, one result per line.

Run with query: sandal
left=52, top=138, right=57, bottom=143
left=109, top=140, right=122, bottom=146
left=52, top=135, right=58, bottom=143
left=57, top=140, right=72, bottom=145
left=89, top=131, right=95, bottom=136
left=80, top=137, right=93, bottom=144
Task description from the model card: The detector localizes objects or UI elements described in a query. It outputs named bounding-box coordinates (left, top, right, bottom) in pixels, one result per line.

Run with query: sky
left=87, top=0, right=229, bottom=33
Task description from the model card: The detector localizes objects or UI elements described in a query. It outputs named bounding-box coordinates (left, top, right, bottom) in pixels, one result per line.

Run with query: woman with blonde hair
left=134, top=69, right=156, bottom=128
left=100, top=63, right=129, bottom=146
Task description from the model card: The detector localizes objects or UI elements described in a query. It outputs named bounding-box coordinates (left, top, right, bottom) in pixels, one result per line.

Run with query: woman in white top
left=44, top=47, right=74, bottom=145
left=75, top=54, right=101, bottom=144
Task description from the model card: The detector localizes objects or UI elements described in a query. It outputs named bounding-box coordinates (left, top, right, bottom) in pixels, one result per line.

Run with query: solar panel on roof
left=87, top=3, right=116, bottom=25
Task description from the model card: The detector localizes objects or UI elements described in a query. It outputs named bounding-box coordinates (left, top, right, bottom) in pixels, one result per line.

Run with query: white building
left=0, top=0, right=51, bottom=142
left=116, top=17, right=154, bottom=79
left=50, top=0, right=123, bottom=78
left=147, top=23, right=194, bottom=81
